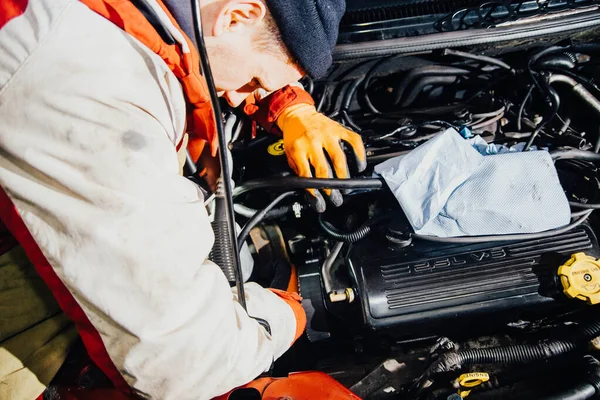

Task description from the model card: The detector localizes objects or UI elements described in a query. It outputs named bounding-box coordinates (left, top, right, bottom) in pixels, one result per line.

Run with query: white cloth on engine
left=467, top=135, right=540, bottom=154
left=375, top=128, right=571, bottom=237
left=0, top=1, right=298, bottom=399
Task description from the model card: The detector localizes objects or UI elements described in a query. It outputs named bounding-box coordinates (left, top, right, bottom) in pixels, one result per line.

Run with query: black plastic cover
left=338, top=0, right=600, bottom=42
left=346, top=225, right=600, bottom=330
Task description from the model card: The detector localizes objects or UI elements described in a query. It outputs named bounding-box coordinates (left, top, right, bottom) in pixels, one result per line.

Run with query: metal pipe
left=558, top=117, right=572, bottom=136
left=549, top=74, right=600, bottom=115
left=321, top=242, right=354, bottom=303
left=321, top=241, right=343, bottom=296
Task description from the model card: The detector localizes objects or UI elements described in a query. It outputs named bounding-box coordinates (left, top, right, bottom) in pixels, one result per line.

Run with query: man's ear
left=212, top=0, right=266, bottom=36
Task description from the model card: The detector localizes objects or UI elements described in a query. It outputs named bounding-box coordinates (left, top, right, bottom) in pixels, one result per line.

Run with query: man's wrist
left=243, top=84, right=315, bottom=135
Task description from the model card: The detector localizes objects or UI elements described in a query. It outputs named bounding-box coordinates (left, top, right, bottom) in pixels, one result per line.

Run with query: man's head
left=200, top=0, right=346, bottom=107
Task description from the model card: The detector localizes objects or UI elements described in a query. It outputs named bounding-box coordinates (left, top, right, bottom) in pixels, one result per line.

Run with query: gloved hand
left=277, top=104, right=367, bottom=212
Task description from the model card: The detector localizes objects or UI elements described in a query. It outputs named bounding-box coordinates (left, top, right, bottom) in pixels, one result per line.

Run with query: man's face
left=201, top=0, right=304, bottom=107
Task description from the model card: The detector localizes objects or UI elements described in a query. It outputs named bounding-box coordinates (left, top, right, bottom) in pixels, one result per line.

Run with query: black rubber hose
left=316, top=84, right=329, bottom=112
left=318, top=213, right=393, bottom=243
left=328, top=80, right=352, bottom=118
left=542, top=357, right=600, bottom=400
left=342, top=78, right=363, bottom=111
left=268, top=259, right=292, bottom=291
left=525, top=73, right=600, bottom=151
left=233, top=177, right=384, bottom=198
left=524, top=85, right=560, bottom=151
left=572, top=209, right=593, bottom=218
left=528, top=46, right=569, bottom=97
left=362, top=56, right=397, bottom=114
left=426, top=317, right=600, bottom=377
left=543, top=382, right=597, bottom=400
left=536, top=54, right=577, bottom=70
left=443, top=48, right=513, bottom=71
left=517, top=85, right=535, bottom=132
left=191, top=0, right=245, bottom=307
left=579, top=319, right=600, bottom=339
left=412, top=211, right=592, bottom=244
left=233, top=203, right=292, bottom=219
left=393, top=66, right=471, bottom=105
left=551, top=147, right=600, bottom=161
left=530, top=46, right=570, bottom=68
left=553, top=133, right=586, bottom=149
left=457, top=341, right=576, bottom=365
left=570, top=201, right=600, bottom=210
left=319, top=216, right=375, bottom=243
left=399, top=75, right=458, bottom=108
left=340, top=78, right=364, bottom=131
left=302, top=76, right=314, bottom=95
left=524, top=48, right=563, bottom=149
left=237, top=192, right=295, bottom=249
left=571, top=43, right=600, bottom=54
left=341, top=110, right=362, bottom=132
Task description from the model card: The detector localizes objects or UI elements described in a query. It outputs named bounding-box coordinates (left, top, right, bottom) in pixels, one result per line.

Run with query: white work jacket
left=0, top=0, right=300, bottom=398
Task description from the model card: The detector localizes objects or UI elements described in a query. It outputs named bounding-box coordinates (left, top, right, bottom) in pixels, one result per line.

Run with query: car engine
left=211, top=3, right=600, bottom=399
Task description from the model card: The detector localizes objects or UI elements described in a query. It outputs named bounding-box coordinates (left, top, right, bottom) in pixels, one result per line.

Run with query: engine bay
left=220, top=26, right=600, bottom=400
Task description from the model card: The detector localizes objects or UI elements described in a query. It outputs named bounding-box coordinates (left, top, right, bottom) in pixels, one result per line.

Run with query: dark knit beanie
left=265, top=0, right=346, bottom=79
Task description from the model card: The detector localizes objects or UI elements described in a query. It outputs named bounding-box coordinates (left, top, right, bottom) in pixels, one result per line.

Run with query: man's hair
left=254, top=7, right=295, bottom=63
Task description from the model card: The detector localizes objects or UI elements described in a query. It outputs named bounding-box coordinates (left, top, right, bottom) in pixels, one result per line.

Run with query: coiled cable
left=423, top=316, right=600, bottom=378
left=191, top=0, right=245, bottom=306
left=318, top=212, right=394, bottom=243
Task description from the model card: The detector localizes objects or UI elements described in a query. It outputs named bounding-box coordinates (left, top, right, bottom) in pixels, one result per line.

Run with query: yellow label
left=459, top=372, right=490, bottom=387
left=458, top=372, right=490, bottom=398
left=267, top=140, right=285, bottom=156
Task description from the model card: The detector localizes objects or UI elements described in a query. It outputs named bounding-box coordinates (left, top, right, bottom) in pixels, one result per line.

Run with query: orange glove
left=277, top=104, right=367, bottom=212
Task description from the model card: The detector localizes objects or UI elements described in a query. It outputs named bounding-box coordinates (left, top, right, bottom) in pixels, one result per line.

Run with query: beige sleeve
left=0, top=1, right=298, bottom=399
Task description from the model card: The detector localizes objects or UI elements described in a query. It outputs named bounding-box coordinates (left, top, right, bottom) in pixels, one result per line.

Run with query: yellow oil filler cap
left=558, top=252, right=600, bottom=305
left=457, top=372, right=490, bottom=398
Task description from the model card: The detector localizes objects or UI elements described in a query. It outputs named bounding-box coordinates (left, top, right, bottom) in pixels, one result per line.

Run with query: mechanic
left=0, top=0, right=366, bottom=399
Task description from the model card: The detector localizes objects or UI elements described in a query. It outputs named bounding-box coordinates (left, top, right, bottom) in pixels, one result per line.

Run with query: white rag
left=375, top=128, right=571, bottom=237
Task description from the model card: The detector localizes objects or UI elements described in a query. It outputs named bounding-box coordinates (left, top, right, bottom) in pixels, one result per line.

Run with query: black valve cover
left=346, top=225, right=600, bottom=331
